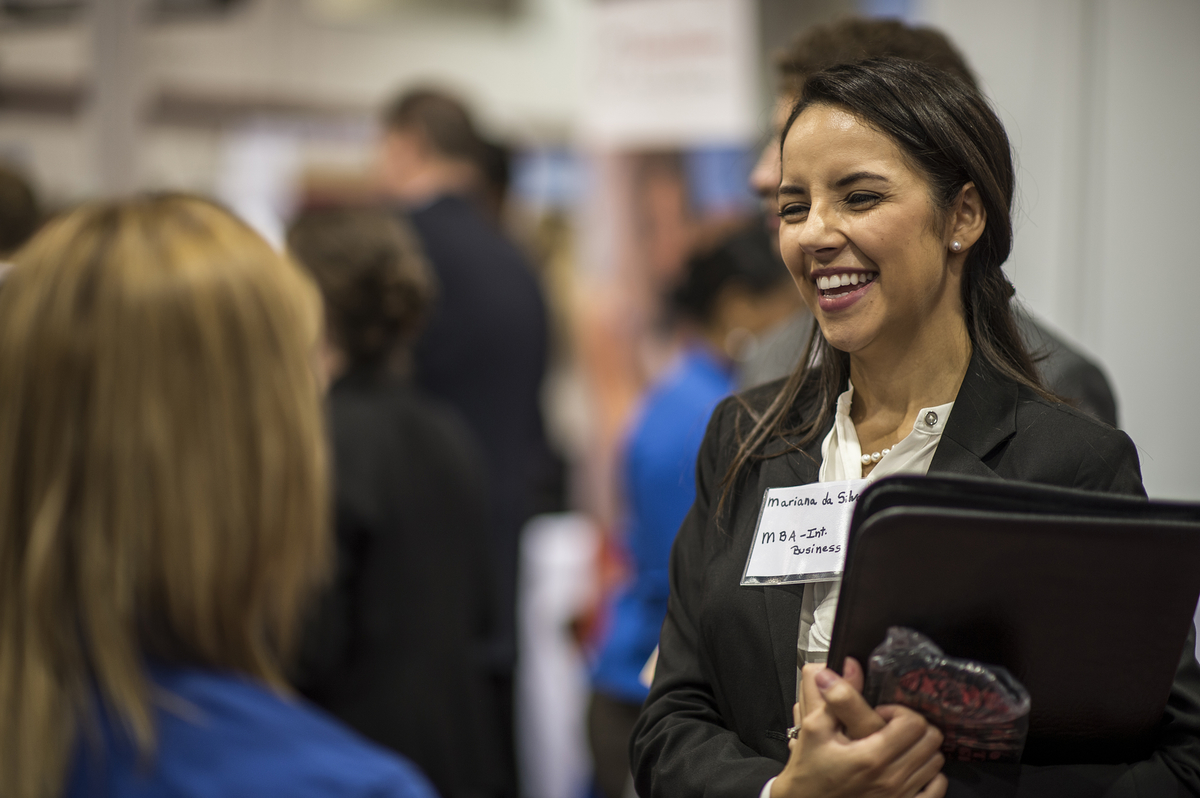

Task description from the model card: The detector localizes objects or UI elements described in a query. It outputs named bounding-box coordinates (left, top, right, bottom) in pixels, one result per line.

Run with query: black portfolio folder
left=827, top=475, right=1200, bottom=764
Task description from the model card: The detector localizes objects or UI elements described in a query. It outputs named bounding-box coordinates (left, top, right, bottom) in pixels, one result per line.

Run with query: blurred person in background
left=0, top=162, right=41, bottom=261
left=288, top=207, right=508, bottom=798
left=0, top=195, right=437, bottom=798
left=587, top=223, right=799, bottom=798
left=475, top=138, right=513, bottom=227
left=380, top=87, right=553, bottom=797
left=745, top=17, right=1120, bottom=428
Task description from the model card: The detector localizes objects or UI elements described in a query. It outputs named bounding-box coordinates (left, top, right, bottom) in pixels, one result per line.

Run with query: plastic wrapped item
left=865, top=627, right=1031, bottom=763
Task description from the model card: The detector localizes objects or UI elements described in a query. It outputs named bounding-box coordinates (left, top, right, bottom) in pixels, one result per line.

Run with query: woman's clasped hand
left=772, top=659, right=947, bottom=798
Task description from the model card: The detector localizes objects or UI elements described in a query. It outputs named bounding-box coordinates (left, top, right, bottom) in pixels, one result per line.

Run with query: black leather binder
left=827, top=474, right=1200, bottom=764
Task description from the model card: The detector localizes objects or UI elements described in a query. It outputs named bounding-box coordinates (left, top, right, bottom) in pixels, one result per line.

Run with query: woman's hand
left=798, top=658, right=885, bottom=740
left=771, top=658, right=947, bottom=798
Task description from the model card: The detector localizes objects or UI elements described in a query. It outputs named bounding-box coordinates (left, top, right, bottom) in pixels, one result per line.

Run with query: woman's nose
left=796, top=203, right=842, bottom=258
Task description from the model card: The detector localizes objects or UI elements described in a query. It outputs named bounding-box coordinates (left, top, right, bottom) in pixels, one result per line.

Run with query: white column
left=90, top=0, right=147, bottom=195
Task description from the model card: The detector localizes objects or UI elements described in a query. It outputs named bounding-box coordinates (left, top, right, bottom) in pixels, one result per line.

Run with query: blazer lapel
left=929, top=353, right=1018, bottom=478
left=754, top=355, right=1017, bottom=716
left=759, top=430, right=825, bottom=716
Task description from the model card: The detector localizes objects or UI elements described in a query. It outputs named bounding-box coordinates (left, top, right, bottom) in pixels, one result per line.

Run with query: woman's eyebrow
left=778, top=183, right=807, bottom=196
left=833, top=171, right=890, bottom=188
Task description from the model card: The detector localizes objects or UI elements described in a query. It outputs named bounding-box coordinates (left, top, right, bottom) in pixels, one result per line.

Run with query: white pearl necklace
left=861, top=448, right=890, bottom=466
left=859, top=412, right=939, bottom=468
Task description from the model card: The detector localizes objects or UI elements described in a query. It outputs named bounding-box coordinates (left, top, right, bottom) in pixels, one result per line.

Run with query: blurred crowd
left=0, top=12, right=1128, bottom=798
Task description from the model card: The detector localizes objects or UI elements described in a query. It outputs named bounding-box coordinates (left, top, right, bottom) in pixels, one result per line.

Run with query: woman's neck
left=847, top=318, right=971, bottom=442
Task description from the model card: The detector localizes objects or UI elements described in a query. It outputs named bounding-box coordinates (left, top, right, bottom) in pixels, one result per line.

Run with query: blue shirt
left=591, top=345, right=736, bottom=703
left=67, top=665, right=439, bottom=798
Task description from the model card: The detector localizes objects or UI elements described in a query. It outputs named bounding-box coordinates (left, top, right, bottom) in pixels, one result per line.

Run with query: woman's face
left=777, top=104, right=965, bottom=357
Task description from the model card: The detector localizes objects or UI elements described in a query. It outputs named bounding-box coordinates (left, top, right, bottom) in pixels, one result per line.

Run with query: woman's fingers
left=801, top=656, right=864, bottom=722
left=795, top=694, right=840, bottom=742
left=778, top=701, right=947, bottom=798
left=906, top=754, right=948, bottom=798
left=915, top=773, right=948, bottom=798
left=887, top=717, right=945, bottom=796
left=782, top=679, right=949, bottom=798
left=799, top=662, right=825, bottom=721
left=815, top=667, right=886, bottom=740
left=866, top=706, right=946, bottom=798
left=876, top=705, right=944, bottom=751
left=842, top=656, right=865, bottom=692
left=854, top=704, right=940, bottom=768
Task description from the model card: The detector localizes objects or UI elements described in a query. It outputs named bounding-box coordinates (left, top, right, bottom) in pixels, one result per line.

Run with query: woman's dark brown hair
left=287, top=208, right=435, bottom=372
left=721, top=57, right=1047, bottom=506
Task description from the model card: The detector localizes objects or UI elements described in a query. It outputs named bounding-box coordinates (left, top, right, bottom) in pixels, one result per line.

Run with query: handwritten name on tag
left=740, top=480, right=868, bottom=586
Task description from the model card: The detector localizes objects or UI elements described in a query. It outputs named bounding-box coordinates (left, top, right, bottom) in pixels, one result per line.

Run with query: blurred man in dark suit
left=380, top=88, right=553, bottom=798
left=289, top=208, right=508, bottom=798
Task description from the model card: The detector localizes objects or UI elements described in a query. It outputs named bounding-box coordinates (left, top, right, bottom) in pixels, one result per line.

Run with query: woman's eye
left=778, top=203, right=809, bottom=221
left=846, top=192, right=881, bottom=207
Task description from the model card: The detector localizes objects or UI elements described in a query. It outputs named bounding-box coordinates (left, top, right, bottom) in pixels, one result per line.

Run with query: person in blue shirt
left=0, top=195, right=439, bottom=798
left=587, top=223, right=800, bottom=798
left=65, top=665, right=436, bottom=798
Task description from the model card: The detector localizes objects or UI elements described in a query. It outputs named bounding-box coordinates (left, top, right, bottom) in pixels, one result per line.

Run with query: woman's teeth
left=816, top=272, right=877, bottom=291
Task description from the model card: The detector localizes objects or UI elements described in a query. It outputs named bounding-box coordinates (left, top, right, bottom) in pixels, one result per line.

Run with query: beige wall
left=0, top=0, right=587, bottom=203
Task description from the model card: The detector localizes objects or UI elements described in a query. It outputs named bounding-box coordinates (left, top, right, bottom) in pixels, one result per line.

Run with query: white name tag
left=740, top=480, right=869, bottom=586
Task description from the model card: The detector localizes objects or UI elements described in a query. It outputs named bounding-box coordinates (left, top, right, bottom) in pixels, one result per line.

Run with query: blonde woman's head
left=0, top=194, right=330, bottom=798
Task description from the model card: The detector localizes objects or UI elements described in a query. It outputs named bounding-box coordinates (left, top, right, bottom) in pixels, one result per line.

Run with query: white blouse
left=762, top=383, right=955, bottom=798
left=797, top=382, right=955, bottom=668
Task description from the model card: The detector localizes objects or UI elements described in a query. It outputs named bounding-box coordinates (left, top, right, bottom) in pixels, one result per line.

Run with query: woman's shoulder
left=331, top=373, right=486, bottom=477
left=69, top=667, right=439, bottom=798
left=1012, top=382, right=1125, bottom=441
left=708, top=376, right=790, bottom=435
left=707, top=374, right=825, bottom=448
left=1005, top=384, right=1144, bottom=496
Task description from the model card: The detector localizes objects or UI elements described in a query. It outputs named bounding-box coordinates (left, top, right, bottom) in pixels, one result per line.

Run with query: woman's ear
left=948, top=182, right=986, bottom=253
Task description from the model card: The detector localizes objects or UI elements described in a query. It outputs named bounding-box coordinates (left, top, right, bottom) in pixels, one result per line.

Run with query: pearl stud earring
left=951, top=240, right=962, bottom=252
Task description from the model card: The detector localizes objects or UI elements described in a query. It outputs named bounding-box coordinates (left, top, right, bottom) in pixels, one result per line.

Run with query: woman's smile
left=813, top=269, right=878, bottom=312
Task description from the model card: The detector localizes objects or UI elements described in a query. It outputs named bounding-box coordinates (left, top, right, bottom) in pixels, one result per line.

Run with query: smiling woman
left=740, top=57, right=1046, bottom=489
left=630, top=58, right=1200, bottom=798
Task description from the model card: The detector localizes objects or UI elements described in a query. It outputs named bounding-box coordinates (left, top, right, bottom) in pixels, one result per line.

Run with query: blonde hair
left=0, top=195, right=330, bottom=798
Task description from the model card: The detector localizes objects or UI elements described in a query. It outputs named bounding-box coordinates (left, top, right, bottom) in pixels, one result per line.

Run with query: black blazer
left=631, top=354, right=1200, bottom=797
left=408, top=194, right=554, bottom=672
left=295, top=370, right=507, bottom=798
